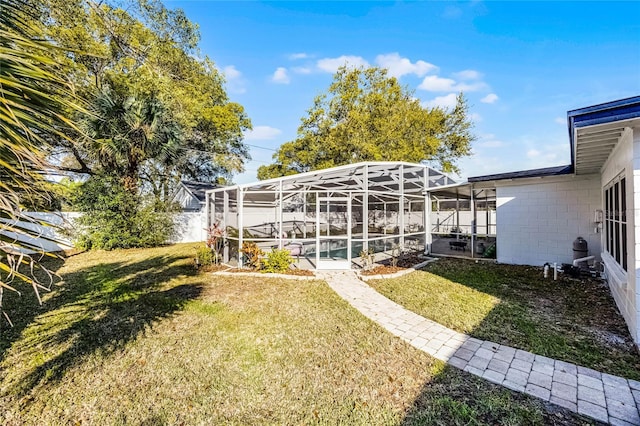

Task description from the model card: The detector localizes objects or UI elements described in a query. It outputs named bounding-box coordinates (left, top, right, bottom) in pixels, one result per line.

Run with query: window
left=604, top=175, right=627, bottom=271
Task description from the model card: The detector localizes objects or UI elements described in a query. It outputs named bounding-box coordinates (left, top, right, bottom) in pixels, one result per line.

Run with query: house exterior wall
left=173, top=187, right=202, bottom=211
left=495, top=175, right=601, bottom=267
left=633, top=128, right=640, bottom=345
left=600, top=127, right=638, bottom=344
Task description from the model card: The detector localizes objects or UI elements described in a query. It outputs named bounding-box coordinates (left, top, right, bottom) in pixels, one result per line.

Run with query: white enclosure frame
left=205, top=161, right=457, bottom=270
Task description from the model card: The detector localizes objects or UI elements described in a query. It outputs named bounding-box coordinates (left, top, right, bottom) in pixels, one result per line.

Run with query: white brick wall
left=630, top=128, right=640, bottom=346
left=496, top=175, right=602, bottom=267
left=599, top=126, right=638, bottom=344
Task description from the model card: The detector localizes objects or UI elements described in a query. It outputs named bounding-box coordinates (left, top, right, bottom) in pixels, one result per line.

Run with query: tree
left=77, top=88, right=183, bottom=193
left=0, top=0, right=83, bottom=323
left=39, top=0, right=251, bottom=198
left=257, top=67, right=474, bottom=180
left=73, top=176, right=177, bottom=250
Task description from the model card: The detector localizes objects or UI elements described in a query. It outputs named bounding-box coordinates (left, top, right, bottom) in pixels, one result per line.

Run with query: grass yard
left=368, top=258, right=640, bottom=381
left=0, top=244, right=595, bottom=425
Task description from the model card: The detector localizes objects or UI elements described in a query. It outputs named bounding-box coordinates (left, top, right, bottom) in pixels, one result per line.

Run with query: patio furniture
left=449, top=241, right=467, bottom=251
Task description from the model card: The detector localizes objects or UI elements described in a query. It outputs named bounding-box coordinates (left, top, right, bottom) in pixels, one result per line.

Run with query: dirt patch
left=199, top=264, right=230, bottom=273
left=222, top=267, right=315, bottom=276
left=361, top=254, right=426, bottom=276
left=361, top=265, right=405, bottom=276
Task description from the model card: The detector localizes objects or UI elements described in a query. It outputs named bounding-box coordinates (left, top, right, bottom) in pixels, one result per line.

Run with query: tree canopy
left=38, top=0, right=251, bottom=198
left=257, top=67, right=474, bottom=180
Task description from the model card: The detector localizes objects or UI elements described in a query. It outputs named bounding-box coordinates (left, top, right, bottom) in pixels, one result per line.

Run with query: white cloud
left=458, top=81, right=487, bottom=92
left=289, top=53, right=309, bottom=60
left=555, top=116, right=567, bottom=125
left=481, top=93, right=499, bottom=104
left=470, top=112, right=482, bottom=123
left=374, top=53, right=437, bottom=78
left=271, top=67, right=290, bottom=84
left=292, top=66, right=312, bottom=74
left=222, top=65, right=246, bottom=94
left=418, top=75, right=458, bottom=92
left=422, top=93, right=458, bottom=109
left=524, top=141, right=569, bottom=169
left=457, top=155, right=504, bottom=179
left=477, top=139, right=504, bottom=148
left=527, top=148, right=541, bottom=158
left=223, top=65, right=240, bottom=80
left=316, top=55, right=370, bottom=73
left=419, top=74, right=487, bottom=92
left=244, top=126, right=282, bottom=141
left=475, top=133, right=504, bottom=149
left=454, top=69, right=482, bottom=81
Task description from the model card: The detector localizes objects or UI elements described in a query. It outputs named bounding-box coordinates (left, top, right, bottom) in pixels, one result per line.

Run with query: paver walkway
left=317, top=270, right=640, bottom=425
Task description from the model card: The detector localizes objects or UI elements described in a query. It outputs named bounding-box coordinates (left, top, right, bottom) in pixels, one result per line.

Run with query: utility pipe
left=573, top=256, right=595, bottom=267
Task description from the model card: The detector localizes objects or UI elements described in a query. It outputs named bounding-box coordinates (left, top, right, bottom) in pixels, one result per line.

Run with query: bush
left=206, top=223, right=225, bottom=264
left=194, top=245, right=214, bottom=267
left=261, top=249, right=293, bottom=273
left=241, top=241, right=263, bottom=270
left=73, top=176, right=177, bottom=250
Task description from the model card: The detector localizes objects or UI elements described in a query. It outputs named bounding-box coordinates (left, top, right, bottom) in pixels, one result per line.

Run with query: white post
left=456, top=190, right=460, bottom=240
left=424, top=166, right=431, bottom=255
left=223, top=190, right=229, bottom=263
left=278, top=180, right=284, bottom=249
left=205, top=191, right=210, bottom=236
left=363, top=164, right=369, bottom=252
left=303, top=190, right=307, bottom=238
left=316, top=194, right=320, bottom=267
left=471, top=186, right=476, bottom=258
left=238, top=188, right=244, bottom=268
left=399, top=164, right=405, bottom=249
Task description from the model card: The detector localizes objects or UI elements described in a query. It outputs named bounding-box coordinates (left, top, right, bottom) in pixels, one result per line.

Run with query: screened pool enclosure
left=205, top=162, right=457, bottom=270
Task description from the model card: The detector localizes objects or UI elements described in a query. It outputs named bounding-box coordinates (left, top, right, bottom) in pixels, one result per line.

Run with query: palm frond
left=0, top=0, right=83, bottom=324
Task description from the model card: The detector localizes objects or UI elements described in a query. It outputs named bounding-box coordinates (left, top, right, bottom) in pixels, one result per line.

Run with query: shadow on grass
left=0, top=255, right=68, bottom=363
left=400, top=365, right=595, bottom=426
left=0, top=251, right=204, bottom=398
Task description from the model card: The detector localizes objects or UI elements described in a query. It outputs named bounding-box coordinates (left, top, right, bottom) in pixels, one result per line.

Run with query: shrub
left=194, top=245, right=214, bottom=267
left=241, top=241, right=263, bottom=270
left=73, top=176, right=177, bottom=250
left=206, top=222, right=225, bottom=264
left=261, top=249, right=293, bottom=273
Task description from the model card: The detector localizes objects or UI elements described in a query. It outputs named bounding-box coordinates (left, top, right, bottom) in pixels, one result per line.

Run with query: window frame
left=604, top=173, right=627, bottom=271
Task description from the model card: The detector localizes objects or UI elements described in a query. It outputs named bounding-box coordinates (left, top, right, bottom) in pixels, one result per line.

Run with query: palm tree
left=0, top=0, right=81, bottom=324
left=78, top=88, right=183, bottom=193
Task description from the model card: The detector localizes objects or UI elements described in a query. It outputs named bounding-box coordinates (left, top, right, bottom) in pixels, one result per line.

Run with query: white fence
left=171, top=212, right=207, bottom=244
left=2, top=211, right=207, bottom=253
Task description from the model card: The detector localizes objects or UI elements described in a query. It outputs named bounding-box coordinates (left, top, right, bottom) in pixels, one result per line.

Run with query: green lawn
left=0, top=245, right=594, bottom=425
left=368, top=258, right=640, bottom=381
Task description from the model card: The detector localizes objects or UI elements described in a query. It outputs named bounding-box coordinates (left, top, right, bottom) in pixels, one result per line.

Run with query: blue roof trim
left=469, top=96, right=640, bottom=184
left=567, top=96, right=640, bottom=168
left=468, top=165, right=573, bottom=183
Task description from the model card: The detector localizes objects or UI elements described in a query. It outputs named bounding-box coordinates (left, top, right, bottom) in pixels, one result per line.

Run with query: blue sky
left=169, top=1, right=640, bottom=184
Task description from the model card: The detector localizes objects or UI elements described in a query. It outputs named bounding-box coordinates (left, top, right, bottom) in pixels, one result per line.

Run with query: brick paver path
left=318, top=270, right=640, bottom=425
